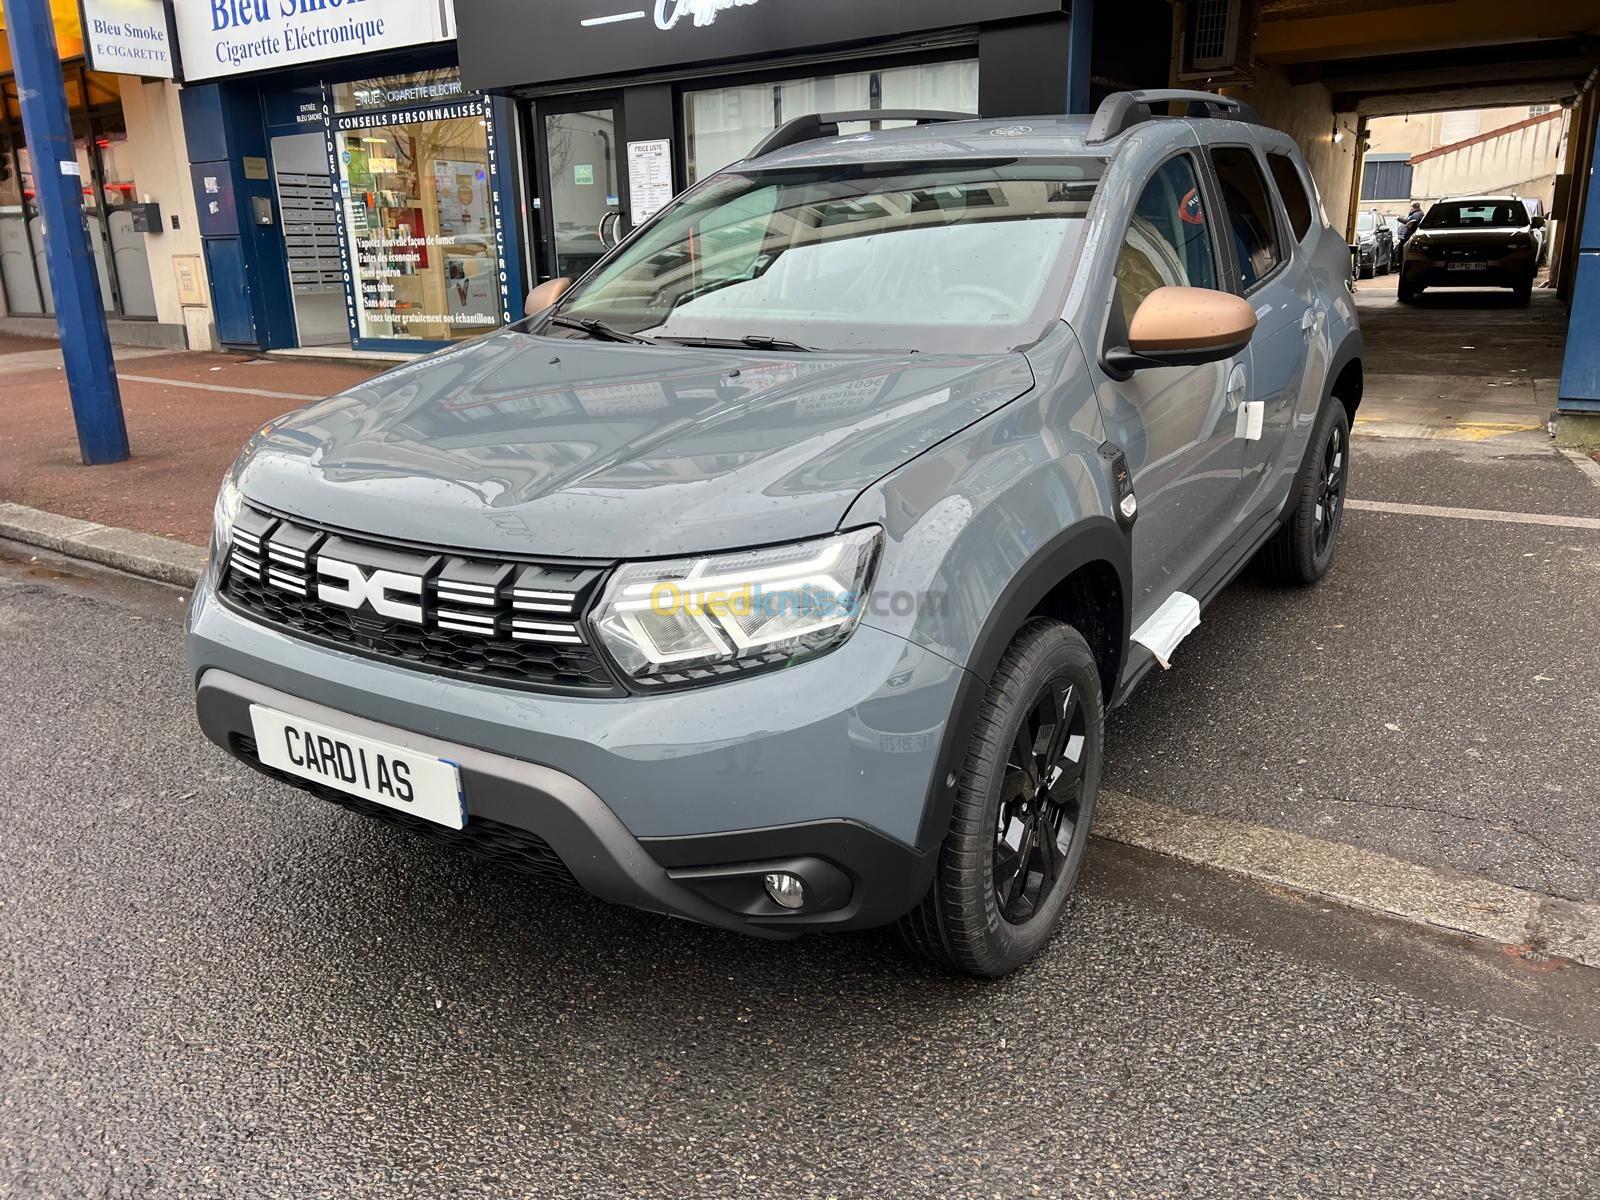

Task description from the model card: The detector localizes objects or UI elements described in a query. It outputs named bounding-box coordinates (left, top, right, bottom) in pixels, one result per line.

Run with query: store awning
left=0, top=0, right=85, bottom=73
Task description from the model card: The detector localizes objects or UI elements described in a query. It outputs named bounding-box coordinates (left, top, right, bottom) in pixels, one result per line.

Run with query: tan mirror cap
left=525, top=277, right=573, bottom=317
left=1127, top=286, right=1257, bottom=354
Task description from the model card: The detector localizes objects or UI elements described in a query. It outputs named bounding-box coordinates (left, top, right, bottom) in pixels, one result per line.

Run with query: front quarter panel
left=844, top=324, right=1123, bottom=680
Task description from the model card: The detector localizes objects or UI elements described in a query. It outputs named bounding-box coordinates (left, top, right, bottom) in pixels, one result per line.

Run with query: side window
left=1267, top=152, right=1313, bottom=242
left=1114, top=155, right=1218, bottom=327
left=1209, top=147, right=1283, bottom=290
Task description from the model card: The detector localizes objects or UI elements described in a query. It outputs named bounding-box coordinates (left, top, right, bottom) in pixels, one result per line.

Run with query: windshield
left=1355, top=212, right=1377, bottom=233
left=1422, top=200, right=1529, bottom=229
left=549, top=159, right=1101, bottom=355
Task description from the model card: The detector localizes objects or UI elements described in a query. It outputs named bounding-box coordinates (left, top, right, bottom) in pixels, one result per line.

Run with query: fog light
left=763, top=872, right=806, bottom=910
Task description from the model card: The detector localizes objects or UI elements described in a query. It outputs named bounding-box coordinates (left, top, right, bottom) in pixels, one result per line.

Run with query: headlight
left=211, top=471, right=242, bottom=562
left=593, top=527, right=882, bottom=685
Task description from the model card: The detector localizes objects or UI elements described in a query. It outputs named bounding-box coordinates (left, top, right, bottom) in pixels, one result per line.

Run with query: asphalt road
left=1107, top=437, right=1600, bottom=903
left=3, top=550, right=1599, bottom=1200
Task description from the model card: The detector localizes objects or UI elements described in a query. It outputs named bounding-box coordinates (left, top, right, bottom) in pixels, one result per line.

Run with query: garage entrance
left=1165, top=0, right=1600, bottom=429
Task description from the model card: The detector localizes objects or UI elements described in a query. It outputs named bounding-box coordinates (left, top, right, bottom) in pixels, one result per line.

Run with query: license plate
left=249, top=704, right=466, bottom=829
left=1447, top=262, right=1488, bottom=271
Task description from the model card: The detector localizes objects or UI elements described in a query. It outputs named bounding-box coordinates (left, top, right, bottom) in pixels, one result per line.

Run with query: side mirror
left=1531, top=215, right=1546, bottom=229
left=1105, top=286, right=1258, bottom=376
left=525, top=277, right=573, bottom=318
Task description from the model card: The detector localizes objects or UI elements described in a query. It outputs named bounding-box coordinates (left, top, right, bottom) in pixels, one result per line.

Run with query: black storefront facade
left=455, top=0, right=1137, bottom=295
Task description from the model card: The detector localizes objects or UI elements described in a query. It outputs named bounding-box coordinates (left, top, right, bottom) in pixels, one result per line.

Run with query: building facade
left=172, top=0, right=521, bottom=355
left=0, top=18, right=212, bottom=351
left=1361, top=105, right=1572, bottom=219
left=454, top=0, right=1083, bottom=304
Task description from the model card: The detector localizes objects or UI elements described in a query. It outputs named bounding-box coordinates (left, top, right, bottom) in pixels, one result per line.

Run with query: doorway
left=532, top=99, right=628, bottom=283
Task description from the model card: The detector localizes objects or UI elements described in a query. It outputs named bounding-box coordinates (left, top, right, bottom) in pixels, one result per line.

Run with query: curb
left=1558, top=447, right=1600, bottom=488
left=0, top=502, right=205, bottom=589
left=1095, top=791, right=1600, bottom=969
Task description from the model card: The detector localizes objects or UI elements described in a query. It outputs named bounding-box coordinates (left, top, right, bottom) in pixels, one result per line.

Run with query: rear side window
left=1209, top=146, right=1283, bottom=290
left=1114, top=155, right=1219, bottom=326
left=1267, top=152, right=1314, bottom=241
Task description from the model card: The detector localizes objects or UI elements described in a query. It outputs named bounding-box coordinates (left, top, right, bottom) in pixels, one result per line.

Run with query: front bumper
left=188, top=570, right=969, bottom=937
left=1401, top=249, right=1533, bottom=289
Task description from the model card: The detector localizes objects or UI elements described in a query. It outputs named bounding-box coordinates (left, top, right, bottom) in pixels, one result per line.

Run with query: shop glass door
left=536, top=100, right=625, bottom=281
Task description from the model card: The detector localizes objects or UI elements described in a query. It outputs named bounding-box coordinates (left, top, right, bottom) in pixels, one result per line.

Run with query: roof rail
left=748, top=110, right=976, bottom=159
left=1084, top=89, right=1260, bottom=146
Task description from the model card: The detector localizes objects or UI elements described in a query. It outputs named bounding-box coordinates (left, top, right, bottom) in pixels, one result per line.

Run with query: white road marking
left=1095, top=791, right=1600, bottom=968
left=116, top=374, right=322, bottom=403
left=1346, top=498, right=1600, bottom=531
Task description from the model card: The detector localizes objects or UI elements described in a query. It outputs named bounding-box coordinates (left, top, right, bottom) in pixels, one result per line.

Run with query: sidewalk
left=0, top=335, right=383, bottom=546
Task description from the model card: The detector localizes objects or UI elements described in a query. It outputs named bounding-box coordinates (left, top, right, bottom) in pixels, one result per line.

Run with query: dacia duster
left=190, top=91, right=1363, bottom=976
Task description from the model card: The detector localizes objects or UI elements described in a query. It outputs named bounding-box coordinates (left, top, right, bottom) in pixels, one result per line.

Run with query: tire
left=1514, top=277, right=1533, bottom=306
left=1359, top=263, right=1373, bottom=280
left=898, top=620, right=1103, bottom=977
left=1260, top=398, right=1352, bottom=585
left=1398, top=280, right=1419, bottom=303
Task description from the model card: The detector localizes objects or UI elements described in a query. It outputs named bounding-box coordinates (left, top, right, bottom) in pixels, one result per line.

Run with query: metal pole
left=2, top=0, right=128, bottom=464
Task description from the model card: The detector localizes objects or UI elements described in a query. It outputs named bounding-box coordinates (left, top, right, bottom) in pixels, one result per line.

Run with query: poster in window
left=434, top=160, right=490, bottom=242
left=445, top=253, right=496, bottom=322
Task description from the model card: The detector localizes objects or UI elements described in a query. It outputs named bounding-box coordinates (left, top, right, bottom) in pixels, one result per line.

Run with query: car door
left=1093, top=148, right=1244, bottom=621
left=1205, top=141, right=1312, bottom=531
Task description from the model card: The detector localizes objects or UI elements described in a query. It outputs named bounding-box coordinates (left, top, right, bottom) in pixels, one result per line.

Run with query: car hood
left=237, top=329, right=1036, bottom=559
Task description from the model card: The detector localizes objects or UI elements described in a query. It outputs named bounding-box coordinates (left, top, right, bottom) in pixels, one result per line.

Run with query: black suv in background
left=1399, top=195, right=1543, bottom=304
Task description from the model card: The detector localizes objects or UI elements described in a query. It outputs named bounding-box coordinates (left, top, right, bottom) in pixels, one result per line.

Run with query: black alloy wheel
left=898, top=619, right=1104, bottom=977
left=1259, top=397, right=1352, bottom=585
left=993, top=679, right=1089, bottom=925
left=1313, top=417, right=1346, bottom=559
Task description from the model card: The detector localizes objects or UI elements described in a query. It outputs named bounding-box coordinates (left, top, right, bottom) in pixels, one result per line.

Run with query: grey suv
left=190, top=91, right=1362, bottom=977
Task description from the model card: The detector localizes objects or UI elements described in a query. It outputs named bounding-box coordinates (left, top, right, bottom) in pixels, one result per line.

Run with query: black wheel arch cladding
left=913, top=516, right=1129, bottom=851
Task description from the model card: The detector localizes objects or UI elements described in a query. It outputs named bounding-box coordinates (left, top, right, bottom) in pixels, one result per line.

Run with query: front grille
left=220, top=505, right=619, bottom=695
left=233, top=734, right=580, bottom=889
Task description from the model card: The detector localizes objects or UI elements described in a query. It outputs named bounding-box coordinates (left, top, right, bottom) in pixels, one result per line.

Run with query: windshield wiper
left=660, top=334, right=815, bottom=352
left=549, top=315, right=656, bottom=345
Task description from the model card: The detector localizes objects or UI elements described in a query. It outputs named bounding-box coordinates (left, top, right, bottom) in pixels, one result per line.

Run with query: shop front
left=174, top=2, right=520, bottom=354
left=0, top=40, right=209, bottom=350
left=456, top=0, right=1080, bottom=291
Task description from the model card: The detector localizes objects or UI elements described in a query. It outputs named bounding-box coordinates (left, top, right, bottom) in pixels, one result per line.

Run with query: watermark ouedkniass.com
left=647, top=581, right=947, bottom=620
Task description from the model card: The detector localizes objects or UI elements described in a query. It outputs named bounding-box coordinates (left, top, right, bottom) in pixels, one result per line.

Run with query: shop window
left=336, top=111, right=503, bottom=342
left=684, top=60, right=978, bottom=184
left=0, top=142, right=42, bottom=316
left=97, top=131, right=138, bottom=209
